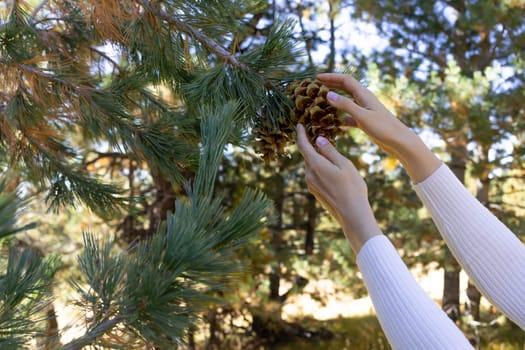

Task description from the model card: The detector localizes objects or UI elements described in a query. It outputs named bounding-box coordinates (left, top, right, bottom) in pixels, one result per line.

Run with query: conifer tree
left=0, top=0, right=310, bottom=347
left=352, top=0, right=525, bottom=337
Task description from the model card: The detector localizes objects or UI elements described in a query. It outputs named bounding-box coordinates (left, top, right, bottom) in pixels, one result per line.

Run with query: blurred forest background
left=1, top=0, right=525, bottom=349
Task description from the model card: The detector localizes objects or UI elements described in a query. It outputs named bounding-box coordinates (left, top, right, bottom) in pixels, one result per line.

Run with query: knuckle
left=305, top=172, right=314, bottom=183
left=305, top=170, right=319, bottom=187
left=307, top=162, right=320, bottom=174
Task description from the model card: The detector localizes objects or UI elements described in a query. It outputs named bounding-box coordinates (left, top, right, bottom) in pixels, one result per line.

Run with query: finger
left=303, top=173, right=321, bottom=197
left=304, top=166, right=322, bottom=196
left=317, top=73, right=381, bottom=109
left=305, top=175, right=317, bottom=194
left=326, top=91, right=368, bottom=121
left=306, top=183, right=337, bottom=216
left=296, top=123, right=322, bottom=163
left=315, top=136, right=347, bottom=168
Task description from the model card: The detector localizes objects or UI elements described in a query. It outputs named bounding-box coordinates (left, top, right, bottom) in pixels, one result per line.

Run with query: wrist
left=340, top=203, right=383, bottom=253
left=397, top=133, right=441, bottom=184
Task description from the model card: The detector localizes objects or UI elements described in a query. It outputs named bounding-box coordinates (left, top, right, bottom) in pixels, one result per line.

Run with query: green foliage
left=65, top=103, right=274, bottom=348
left=2, top=0, right=524, bottom=348
left=182, top=20, right=314, bottom=127
left=0, top=177, right=56, bottom=349
left=273, top=316, right=390, bottom=350
left=0, top=247, right=57, bottom=350
left=0, top=181, right=35, bottom=239
left=1, top=0, right=306, bottom=214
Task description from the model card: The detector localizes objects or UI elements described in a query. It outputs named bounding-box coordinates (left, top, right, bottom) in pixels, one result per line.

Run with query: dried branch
left=0, top=57, right=89, bottom=94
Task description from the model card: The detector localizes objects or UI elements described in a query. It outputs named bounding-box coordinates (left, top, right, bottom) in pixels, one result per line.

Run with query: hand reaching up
left=316, top=73, right=441, bottom=183
left=296, top=123, right=382, bottom=253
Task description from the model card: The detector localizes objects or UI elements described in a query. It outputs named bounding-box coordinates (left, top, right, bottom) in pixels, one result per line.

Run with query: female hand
left=296, top=123, right=382, bottom=253
left=316, top=73, right=441, bottom=183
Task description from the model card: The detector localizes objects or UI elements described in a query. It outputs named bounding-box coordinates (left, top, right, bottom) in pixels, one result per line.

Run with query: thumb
left=327, top=91, right=366, bottom=121
left=316, top=136, right=345, bottom=167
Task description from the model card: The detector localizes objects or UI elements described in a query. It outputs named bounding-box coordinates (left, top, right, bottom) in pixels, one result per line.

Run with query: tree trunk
left=187, top=324, right=196, bottom=350
left=269, top=172, right=284, bottom=302
left=327, top=0, right=337, bottom=72
left=304, top=193, right=316, bottom=255
left=442, top=254, right=461, bottom=322
left=466, top=280, right=482, bottom=321
left=467, top=170, right=490, bottom=322
left=269, top=271, right=281, bottom=302
left=442, top=148, right=467, bottom=322
left=37, top=303, right=61, bottom=350
left=206, top=307, right=221, bottom=350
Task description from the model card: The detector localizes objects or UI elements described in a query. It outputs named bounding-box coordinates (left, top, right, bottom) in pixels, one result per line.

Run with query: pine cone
left=287, top=78, right=345, bottom=142
left=254, top=78, right=345, bottom=161
left=253, top=124, right=290, bottom=163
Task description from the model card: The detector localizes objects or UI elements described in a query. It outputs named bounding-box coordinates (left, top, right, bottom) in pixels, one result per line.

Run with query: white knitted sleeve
left=357, top=235, right=473, bottom=349
left=413, top=163, right=525, bottom=328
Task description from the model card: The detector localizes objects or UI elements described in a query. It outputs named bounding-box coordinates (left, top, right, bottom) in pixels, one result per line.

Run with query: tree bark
left=37, top=303, right=61, bottom=350
left=442, top=146, right=467, bottom=322
left=205, top=307, right=221, bottom=350
left=466, top=279, right=482, bottom=321
left=442, top=254, right=462, bottom=322
left=304, top=193, right=316, bottom=255
left=269, top=172, right=284, bottom=302
left=327, top=0, right=337, bottom=72
left=467, top=169, right=490, bottom=322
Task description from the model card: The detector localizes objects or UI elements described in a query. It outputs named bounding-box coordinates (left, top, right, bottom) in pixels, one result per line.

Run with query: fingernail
left=327, top=91, right=340, bottom=102
left=316, top=136, right=329, bottom=147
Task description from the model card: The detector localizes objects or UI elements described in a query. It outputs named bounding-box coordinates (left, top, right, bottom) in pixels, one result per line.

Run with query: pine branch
left=138, top=0, right=311, bottom=85
left=191, top=101, right=240, bottom=196
left=0, top=183, right=56, bottom=348
left=68, top=103, right=273, bottom=347
left=0, top=181, right=36, bottom=239
left=0, top=249, right=55, bottom=349
left=0, top=57, right=195, bottom=209
left=138, top=0, right=252, bottom=71
left=83, top=49, right=183, bottom=120
left=88, top=45, right=122, bottom=74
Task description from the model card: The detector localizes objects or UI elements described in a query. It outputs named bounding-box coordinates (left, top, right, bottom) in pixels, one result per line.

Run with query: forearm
left=357, top=235, right=473, bottom=350
left=414, top=164, right=525, bottom=328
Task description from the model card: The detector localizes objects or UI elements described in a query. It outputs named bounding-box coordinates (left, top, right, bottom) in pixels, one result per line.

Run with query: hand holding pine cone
left=255, top=78, right=346, bottom=161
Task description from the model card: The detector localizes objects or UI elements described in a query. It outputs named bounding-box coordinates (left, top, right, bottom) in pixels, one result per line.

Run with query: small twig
left=61, top=315, right=126, bottom=350
left=89, top=46, right=122, bottom=72
left=87, top=46, right=173, bottom=113
left=29, top=0, right=51, bottom=25
left=84, top=152, right=128, bottom=169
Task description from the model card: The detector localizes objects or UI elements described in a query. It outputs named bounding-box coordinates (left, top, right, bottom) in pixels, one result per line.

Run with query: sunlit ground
left=282, top=263, right=448, bottom=321
left=49, top=264, right=525, bottom=349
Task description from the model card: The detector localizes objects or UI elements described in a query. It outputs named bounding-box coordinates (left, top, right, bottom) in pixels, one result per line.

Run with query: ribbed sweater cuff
left=357, top=235, right=473, bottom=350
